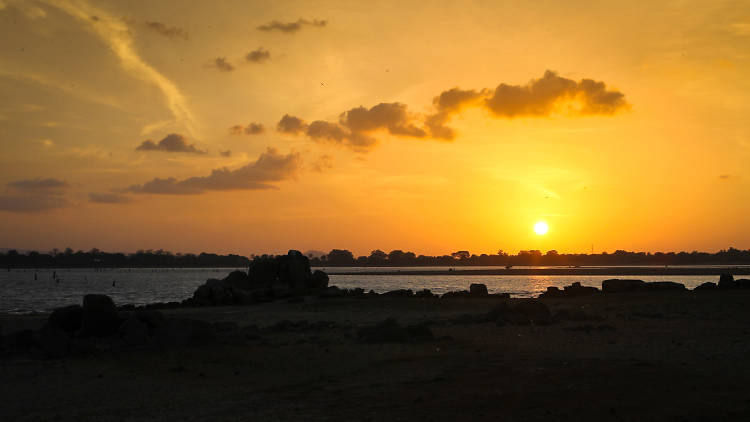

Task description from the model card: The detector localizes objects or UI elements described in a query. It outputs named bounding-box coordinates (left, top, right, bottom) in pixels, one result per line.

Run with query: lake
left=0, top=267, right=724, bottom=313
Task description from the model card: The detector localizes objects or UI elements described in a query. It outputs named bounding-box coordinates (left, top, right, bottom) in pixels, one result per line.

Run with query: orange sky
left=1, top=0, right=749, bottom=256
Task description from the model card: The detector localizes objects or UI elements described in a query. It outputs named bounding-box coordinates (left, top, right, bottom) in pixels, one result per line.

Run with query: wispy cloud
left=257, top=18, right=326, bottom=33
left=144, top=21, right=188, bottom=40
left=213, top=57, right=235, bottom=72
left=88, top=192, right=131, bottom=203
left=43, top=0, right=197, bottom=135
left=245, top=48, right=270, bottom=63
left=125, top=148, right=301, bottom=195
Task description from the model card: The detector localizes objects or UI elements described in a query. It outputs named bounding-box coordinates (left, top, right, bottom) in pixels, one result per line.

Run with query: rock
left=564, top=282, right=600, bottom=297
left=414, top=289, right=434, bottom=298
left=357, top=318, right=434, bottom=343
left=320, top=286, right=345, bottom=298
left=441, top=290, right=470, bottom=299
left=48, top=304, right=83, bottom=334
left=490, top=292, right=511, bottom=299
left=35, top=324, right=70, bottom=358
left=278, top=250, right=311, bottom=291
left=192, top=284, right=213, bottom=305
left=382, top=289, right=414, bottom=297
left=248, top=256, right=279, bottom=286
left=469, top=283, right=488, bottom=297
left=310, top=270, right=329, bottom=289
left=233, top=289, right=256, bottom=305
left=602, top=279, right=645, bottom=293
left=81, top=294, right=121, bottom=337
left=223, top=271, right=252, bottom=290
left=539, top=286, right=564, bottom=299
left=736, top=279, right=750, bottom=289
left=694, top=282, right=717, bottom=291
left=643, top=281, right=686, bottom=291
left=119, top=316, right=150, bottom=346
left=718, top=273, right=736, bottom=289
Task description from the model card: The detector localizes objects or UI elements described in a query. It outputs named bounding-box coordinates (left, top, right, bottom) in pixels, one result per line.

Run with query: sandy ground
left=1, top=291, right=750, bottom=421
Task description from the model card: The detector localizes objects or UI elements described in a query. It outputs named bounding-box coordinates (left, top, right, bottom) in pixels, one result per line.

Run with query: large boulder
left=310, top=270, right=329, bottom=289
left=48, top=304, right=83, bottom=334
left=469, top=283, right=489, bottom=297
left=643, top=281, right=686, bottom=291
left=223, top=271, right=252, bottom=290
left=694, top=282, right=717, bottom=291
left=718, top=273, right=737, bottom=289
left=602, top=279, right=645, bottom=293
left=278, top=250, right=311, bottom=290
left=80, top=294, right=121, bottom=337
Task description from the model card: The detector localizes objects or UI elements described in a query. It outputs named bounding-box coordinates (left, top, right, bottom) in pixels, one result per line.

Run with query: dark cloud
left=136, top=133, right=206, bottom=154
left=144, top=21, right=188, bottom=40
left=220, top=150, right=232, bottom=157
left=257, top=18, right=326, bottom=33
left=426, top=88, right=489, bottom=140
left=125, top=148, right=301, bottom=195
left=8, top=178, right=69, bottom=191
left=719, top=174, right=740, bottom=180
left=484, top=70, right=627, bottom=117
left=230, top=122, right=265, bottom=135
left=0, top=195, right=70, bottom=213
left=213, top=57, right=235, bottom=72
left=282, top=103, right=427, bottom=152
left=88, top=192, right=131, bottom=204
left=278, top=70, right=628, bottom=151
left=277, top=114, right=308, bottom=134
left=245, top=48, right=270, bottom=63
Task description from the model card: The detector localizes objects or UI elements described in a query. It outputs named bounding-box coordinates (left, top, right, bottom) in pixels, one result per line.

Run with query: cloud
left=1, top=177, right=70, bottom=213
left=125, top=148, right=301, bottom=195
left=220, top=150, right=232, bottom=157
left=136, top=133, right=206, bottom=154
left=484, top=70, right=627, bottom=117
left=718, top=174, right=740, bottom=181
left=280, top=103, right=427, bottom=152
left=245, top=48, right=270, bottom=63
left=213, top=57, right=235, bottom=72
left=257, top=18, right=326, bottom=33
left=426, top=88, right=489, bottom=140
left=230, top=122, right=265, bottom=135
left=44, top=0, right=197, bottom=135
left=279, top=70, right=628, bottom=150
left=277, top=114, right=308, bottom=134
left=144, top=21, right=188, bottom=40
left=88, top=192, right=131, bottom=203
left=9, top=178, right=69, bottom=191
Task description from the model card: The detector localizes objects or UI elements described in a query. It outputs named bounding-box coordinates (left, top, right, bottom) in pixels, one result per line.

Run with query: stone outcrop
left=190, top=250, right=330, bottom=306
left=540, top=282, right=600, bottom=299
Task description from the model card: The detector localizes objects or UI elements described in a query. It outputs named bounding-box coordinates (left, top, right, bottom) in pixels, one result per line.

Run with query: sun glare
left=534, top=221, right=549, bottom=235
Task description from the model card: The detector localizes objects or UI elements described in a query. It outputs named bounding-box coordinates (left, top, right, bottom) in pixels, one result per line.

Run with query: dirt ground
left=1, top=291, right=750, bottom=421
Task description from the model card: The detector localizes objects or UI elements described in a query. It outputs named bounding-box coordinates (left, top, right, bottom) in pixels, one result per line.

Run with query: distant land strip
left=330, top=267, right=750, bottom=276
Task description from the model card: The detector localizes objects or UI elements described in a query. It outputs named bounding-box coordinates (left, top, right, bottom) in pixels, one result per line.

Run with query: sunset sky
left=1, top=0, right=749, bottom=256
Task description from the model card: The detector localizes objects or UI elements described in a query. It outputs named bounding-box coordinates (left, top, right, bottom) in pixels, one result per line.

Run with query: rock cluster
left=190, top=250, right=329, bottom=306
left=539, top=282, right=600, bottom=299
left=1, top=294, right=222, bottom=358
left=602, top=279, right=686, bottom=293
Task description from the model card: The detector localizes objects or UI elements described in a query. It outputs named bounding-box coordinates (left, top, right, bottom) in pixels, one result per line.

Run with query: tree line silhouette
left=2, top=247, right=750, bottom=268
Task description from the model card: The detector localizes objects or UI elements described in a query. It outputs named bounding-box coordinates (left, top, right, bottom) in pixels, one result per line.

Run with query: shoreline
left=331, top=266, right=750, bottom=276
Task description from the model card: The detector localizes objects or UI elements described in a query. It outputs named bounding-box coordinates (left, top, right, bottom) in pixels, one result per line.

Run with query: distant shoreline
left=330, top=267, right=750, bottom=276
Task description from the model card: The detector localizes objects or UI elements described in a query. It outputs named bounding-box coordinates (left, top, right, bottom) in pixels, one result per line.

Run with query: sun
left=534, top=221, right=549, bottom=235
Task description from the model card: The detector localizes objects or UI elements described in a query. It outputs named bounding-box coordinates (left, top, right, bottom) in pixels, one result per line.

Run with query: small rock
left=469, top=283, right=489, bottom=297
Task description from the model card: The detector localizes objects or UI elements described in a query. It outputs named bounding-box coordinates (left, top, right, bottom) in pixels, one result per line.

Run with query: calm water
left=0, top=267, right=722, bottom=313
